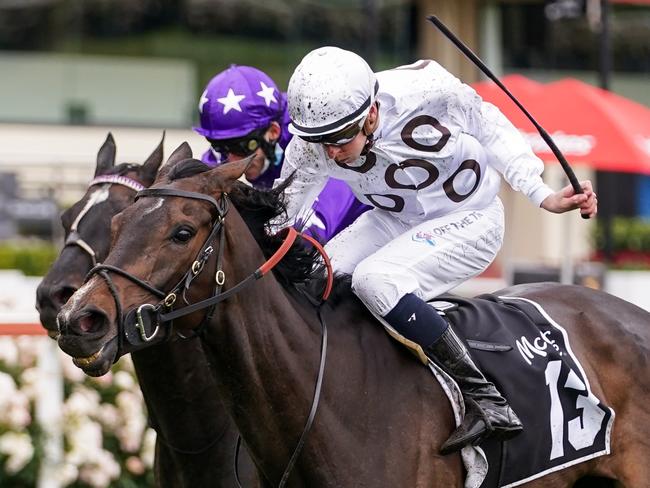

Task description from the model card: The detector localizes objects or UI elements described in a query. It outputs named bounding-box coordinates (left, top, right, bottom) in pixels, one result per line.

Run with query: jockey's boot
left=425, top=326, right=523, bottom=455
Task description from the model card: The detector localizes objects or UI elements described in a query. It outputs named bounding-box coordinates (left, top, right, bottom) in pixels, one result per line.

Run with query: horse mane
left=166, top=159, right=346, bottom=294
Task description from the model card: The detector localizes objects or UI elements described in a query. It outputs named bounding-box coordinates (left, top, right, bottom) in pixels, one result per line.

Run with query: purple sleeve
left=201, top=148, right=220, bottom=168
left=300, top=178, right=370, bottom=243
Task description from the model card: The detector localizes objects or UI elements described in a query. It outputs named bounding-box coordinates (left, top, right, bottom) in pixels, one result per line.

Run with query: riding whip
left=427, top=15, right=590, bottom=219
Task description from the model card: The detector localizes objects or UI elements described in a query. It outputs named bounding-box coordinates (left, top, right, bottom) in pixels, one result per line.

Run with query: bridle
left=63, top=172, right=145, bottom=266
left=83, top=186, right=333, bottom=487
left=83, top=187, right=230, bottom=350
left=85, top=186, right=332, bottom=350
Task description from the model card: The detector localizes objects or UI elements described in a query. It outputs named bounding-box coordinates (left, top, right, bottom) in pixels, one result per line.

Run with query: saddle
left=387, top=293, right=614, bottom=487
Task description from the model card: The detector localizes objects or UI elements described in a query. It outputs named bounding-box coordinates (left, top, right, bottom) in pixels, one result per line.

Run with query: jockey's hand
left=541, top=180, right=597, bottom=219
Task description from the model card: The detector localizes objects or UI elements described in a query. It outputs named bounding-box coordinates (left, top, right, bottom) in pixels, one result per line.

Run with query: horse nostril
left=53, top=286, right=77, bottom=308
left=37, top=284, right=78, bottom=312
left=75, top=310, right=108, bottom=335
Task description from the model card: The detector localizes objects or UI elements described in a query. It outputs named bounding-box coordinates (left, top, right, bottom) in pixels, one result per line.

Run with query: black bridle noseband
left=83, top=185, right=333, bottom=487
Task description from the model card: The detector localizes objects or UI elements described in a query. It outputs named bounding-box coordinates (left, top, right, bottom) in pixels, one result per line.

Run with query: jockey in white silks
left=273, top=47, right=597, bottom=454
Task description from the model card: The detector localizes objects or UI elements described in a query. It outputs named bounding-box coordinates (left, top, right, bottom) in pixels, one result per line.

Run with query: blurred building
left=0, top=52, right=196, bottom=127
left=0, top=124, right=205, bottom=204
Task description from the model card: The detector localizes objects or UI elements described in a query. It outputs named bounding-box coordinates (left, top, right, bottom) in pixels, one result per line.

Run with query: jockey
left=194, top=64, right=369, bottom=242
left=276, top=47, right=598, bottom=454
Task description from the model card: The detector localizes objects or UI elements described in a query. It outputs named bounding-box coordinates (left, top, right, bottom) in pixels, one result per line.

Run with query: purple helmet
left=194, top=65, right=286, bottom=140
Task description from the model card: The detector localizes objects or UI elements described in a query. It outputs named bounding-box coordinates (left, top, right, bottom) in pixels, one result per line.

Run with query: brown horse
left=56, top=152, right=649, bottom=487
left=36, top=136, right=257, bottom=488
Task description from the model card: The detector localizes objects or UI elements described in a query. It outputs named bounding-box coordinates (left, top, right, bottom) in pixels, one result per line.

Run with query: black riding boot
left=425, top=326, right=523, bottom=455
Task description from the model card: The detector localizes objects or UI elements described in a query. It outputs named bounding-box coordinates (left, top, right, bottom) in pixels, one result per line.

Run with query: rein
left=84, top=186, right=333, bottom=486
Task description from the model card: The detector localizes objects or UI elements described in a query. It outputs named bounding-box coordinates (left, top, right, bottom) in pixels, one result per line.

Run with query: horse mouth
left=37, top=310, right=60, bottom=339
left=71, top=338, right=118, bottom=377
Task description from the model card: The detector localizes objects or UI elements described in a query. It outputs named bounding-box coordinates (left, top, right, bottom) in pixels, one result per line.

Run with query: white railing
left=0, top=323, right=63, bottom=488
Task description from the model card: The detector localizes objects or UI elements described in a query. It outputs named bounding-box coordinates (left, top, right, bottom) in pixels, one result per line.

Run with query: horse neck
left=130, top=342, right=236, bottom=447
left=203, top=214, right=324, bottom=479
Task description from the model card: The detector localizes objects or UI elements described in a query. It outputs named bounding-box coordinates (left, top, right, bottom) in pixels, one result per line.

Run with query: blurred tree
left=0, top=0, right=61, bottom=50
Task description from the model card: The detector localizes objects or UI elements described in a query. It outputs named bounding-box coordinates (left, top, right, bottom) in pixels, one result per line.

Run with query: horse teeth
left=73, top=350, right=100, bottom=367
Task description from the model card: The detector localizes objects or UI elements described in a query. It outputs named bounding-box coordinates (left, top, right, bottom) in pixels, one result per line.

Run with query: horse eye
left=172, top=227, right=195, bottom=243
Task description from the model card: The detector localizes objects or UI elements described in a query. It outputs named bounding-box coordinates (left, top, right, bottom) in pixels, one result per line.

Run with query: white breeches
left=324, top=198, right=505, bottom=316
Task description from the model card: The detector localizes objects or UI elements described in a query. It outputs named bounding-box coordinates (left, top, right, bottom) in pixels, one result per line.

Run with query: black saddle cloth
left=434, top=294, right=613, bottom=487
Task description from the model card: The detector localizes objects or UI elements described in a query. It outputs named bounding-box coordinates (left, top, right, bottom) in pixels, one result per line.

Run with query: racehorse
left=56, top=149, right=650, bottom=487
left=36, top=136, right=257, bottom=487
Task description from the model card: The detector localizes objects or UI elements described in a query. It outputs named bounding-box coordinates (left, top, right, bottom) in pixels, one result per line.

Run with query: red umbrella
left=472, top=75, right=650, bottom=174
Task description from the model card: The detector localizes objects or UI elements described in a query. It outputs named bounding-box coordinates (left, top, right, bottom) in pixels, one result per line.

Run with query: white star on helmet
left=198, top=88, right=209, bottom=113
left=256, top=81, right=277, bottom=107
left=217, top=88, right=246, bottom=114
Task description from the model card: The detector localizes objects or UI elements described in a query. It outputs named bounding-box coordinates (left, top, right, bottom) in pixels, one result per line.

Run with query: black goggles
left=208, top=128, right=266, bottom=157
left=298, top=118, right=364, bottom=146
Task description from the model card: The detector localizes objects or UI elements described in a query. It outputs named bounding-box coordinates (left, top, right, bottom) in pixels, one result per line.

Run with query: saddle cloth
left=424, top=294, right=615, bottom=487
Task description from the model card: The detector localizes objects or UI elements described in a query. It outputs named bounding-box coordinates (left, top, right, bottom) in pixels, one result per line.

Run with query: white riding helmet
left=288, top=46, right=378, bottom=138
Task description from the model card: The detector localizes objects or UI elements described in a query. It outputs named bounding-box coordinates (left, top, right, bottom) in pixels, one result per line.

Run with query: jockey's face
left=323, top=131, right=368, bottom=165
left=227, top=147, right=265, bottom=180
left=226, top=121, right=281, bottom=181
left=323, top=103, right=378, bottom=165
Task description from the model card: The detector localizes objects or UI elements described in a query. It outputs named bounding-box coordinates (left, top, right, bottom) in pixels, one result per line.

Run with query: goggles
left=208, top=128, right=266, bottom=157
left=298, top=117, right=365, bottom=146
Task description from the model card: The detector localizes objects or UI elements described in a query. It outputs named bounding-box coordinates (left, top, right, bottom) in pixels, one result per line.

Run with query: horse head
left=36, top=132, right=165, bottom=338
left=56, top=146, right=256, bottom=376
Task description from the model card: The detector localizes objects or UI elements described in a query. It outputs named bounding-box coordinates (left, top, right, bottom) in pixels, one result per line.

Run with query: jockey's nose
left=325, top=145, right=342, bottom=160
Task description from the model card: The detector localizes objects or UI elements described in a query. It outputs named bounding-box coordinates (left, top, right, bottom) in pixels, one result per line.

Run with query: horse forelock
left=104, top=162, right=141, bottom=176
left=166, top=158, right=210, bottom=182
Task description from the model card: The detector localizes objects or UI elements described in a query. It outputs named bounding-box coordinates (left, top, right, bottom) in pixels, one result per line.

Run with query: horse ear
left=141, top=131, right=165, bottom=185
left=158, top=141, right=193, bottom=180
left=166, top=142, right=193, bottom=166
left=211, top=153, right=255, bottom=189
left=95, top=132, right=116, bottom=176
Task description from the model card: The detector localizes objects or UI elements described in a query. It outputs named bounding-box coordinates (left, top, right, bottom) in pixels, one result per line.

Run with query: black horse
left=57, top=151, right=650, bottom=487
left=36, top=135, right=257, bottom=487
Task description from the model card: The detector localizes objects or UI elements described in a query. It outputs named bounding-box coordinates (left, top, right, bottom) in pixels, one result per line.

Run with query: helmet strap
left=260, top=156, right=272, bottom=174
left=360, top=133, right=375, bottom=156
left=360, top=102, right=379, bottom=156
left=260, top=138, right=278, bottom=164
left=362, top=101, right=379, bottom=137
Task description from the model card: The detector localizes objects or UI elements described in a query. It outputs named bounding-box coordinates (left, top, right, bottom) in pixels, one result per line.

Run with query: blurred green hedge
left=592, top=217, right=650, bottom=269
left=0, top=243, right=59, bottom=276
left=593, top=217, right=650, bottom=253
